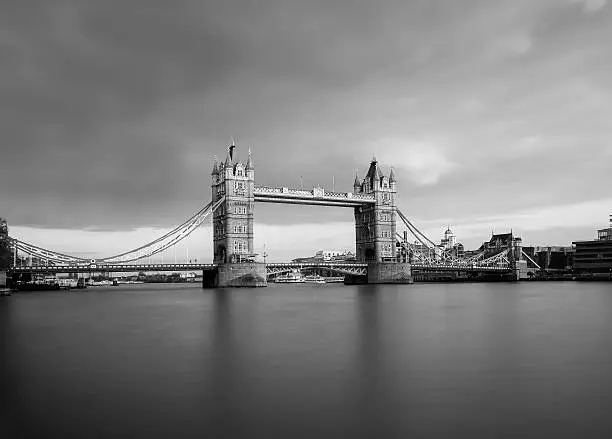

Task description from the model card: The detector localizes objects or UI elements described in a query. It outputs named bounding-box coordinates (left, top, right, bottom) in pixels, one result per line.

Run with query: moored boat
left=274, top=269, right=306, bottom=283
left=0, top=288, right=12, bottom=296
left=323, top=276, right=345, bottom=283
left=303, top=274, right=326, bottom=284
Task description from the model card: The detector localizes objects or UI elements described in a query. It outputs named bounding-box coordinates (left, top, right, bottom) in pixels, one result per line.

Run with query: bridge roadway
left=10, top=263, right=218, bottom=274
left=270, top=262, right=512, bottom=275
left=9, top=261, right=512, bottom=275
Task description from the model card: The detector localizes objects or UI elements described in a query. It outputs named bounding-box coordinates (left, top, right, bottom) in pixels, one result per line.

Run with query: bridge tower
left=354, top=157, right=397, bottom=262
left=353, top=158, right=412, bottom=283
left=0, top=217, right=10, bottom=287
left=210, top=144, right=266, bottom=287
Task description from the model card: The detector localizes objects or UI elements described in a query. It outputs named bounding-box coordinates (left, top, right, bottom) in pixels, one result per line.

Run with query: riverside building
left=573, top=215, right=612, bottom=278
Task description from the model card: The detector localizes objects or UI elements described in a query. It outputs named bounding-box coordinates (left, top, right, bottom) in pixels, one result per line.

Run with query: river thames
left=2, top=282, right=612, bottom=438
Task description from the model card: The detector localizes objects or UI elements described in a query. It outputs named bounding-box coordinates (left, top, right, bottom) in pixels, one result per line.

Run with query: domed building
left=440, top=227, right=456, bottom=250
left=439, top=227, right=464, bottom=258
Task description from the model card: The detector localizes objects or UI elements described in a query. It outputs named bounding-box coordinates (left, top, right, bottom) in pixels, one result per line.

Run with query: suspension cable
left=8, top=199, right=223, bottom=265
left=100, top=200, right=215, bottom=261
left=101, top=197, right=224, bottom=264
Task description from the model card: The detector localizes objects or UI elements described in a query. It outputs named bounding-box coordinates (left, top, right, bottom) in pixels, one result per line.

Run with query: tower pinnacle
left=246, top=147, right=254, bottom=170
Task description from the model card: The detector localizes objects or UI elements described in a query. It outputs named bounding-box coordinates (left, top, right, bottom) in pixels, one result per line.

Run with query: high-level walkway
left=254, top=186, right=375, bottom=207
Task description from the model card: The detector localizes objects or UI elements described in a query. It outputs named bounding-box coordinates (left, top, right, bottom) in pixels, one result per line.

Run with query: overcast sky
left=2, top=0, right=611, bottom=261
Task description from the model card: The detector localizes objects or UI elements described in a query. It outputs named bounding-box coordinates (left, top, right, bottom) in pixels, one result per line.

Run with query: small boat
left=303, top=274, right=326, bottom=284
left=274, top=269, right=306, bottom=283
left=58, top=279, right=78, bottom=290
left=323, top=276, right=345, bottom=283
left=0, top=288, right=12, bottom=297
left=89, top=280, right=111, bottom=286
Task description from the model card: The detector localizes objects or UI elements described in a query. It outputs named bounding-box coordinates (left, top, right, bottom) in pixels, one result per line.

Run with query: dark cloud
left=1, top=0, right=611, bottom=239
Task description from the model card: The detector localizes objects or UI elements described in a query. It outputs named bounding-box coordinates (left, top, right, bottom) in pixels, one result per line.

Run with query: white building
left=315, top=250, right=351, bottom=261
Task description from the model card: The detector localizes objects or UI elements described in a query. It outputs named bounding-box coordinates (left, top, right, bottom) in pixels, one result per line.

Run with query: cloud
left=2, top=0, right=612, bottom=256
left=371, top=139, right=457, bottom=186
left=571, top=0, right=607, bottom=12
left=489, top=33, right=533, bottom=58
left=412, top=197, right=612, bottom=248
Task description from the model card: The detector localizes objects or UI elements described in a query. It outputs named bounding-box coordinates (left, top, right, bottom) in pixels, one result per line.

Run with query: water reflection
left=2, top=283, right=612, bottom=438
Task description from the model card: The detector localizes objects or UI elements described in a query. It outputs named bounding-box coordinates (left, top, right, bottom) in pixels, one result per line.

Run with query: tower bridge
left=2, top=143, right=520, bottom=288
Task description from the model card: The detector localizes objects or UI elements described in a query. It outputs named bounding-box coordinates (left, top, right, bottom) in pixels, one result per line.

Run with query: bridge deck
left=9, top=261, right=512, bottom=275
left=11, top=263, right=218, bottom=274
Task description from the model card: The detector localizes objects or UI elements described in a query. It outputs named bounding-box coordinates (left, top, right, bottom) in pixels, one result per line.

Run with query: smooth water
left=2, top=282, right=612, bottom=438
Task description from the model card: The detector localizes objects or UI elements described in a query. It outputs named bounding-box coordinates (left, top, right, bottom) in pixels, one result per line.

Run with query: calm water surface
left=2, top=282, right=612, bottom=438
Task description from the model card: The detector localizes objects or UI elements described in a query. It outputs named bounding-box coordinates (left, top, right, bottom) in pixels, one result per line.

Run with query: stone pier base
left=367, top=262, right=413, bottom=284
left=513, top=260, right=532, bottom=281
left=203, top=263, right=267, bottom=288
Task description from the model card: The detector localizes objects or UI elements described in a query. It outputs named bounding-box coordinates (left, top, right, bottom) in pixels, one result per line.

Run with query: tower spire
left=246, top=147, right=254, bottom=170
left=228, top=138, right=236, bottom=162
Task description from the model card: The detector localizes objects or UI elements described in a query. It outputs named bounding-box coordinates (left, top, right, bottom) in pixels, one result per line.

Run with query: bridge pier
left=367, top=262, right=413, bottom=284
left=203, top=263, right=267, bottom=288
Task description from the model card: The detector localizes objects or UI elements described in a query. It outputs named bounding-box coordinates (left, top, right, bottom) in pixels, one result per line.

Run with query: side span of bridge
left=10, top=263, right=218, bottom=274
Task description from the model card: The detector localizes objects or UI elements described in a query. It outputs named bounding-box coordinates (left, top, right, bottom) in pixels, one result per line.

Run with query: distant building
left=573, top=215, right=612, bottom=277
left=479, top=232, right=514, bottom=252
left=395, top=228, right=464, bottom=262
left=440, top=227, right=456, bottom=249
left=315, top=250, right=344, bottom=261
left=292, top=250, right=355, bottom=263
left=597, top=226, right=612, bottom=241
left=477, top=232, right=522, bottom=260
left=439, top=227, right=464, bottom=258
left=0, top=218, right=7, bottom=237
left=533, top=246, right=574, bottom=271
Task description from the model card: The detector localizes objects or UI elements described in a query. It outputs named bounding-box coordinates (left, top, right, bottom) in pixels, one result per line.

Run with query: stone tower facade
left=353, top=158, right=397, bottom=262
left=0, top=217, right=10, bottom=272
left=211, top=145, right=255, bottom=263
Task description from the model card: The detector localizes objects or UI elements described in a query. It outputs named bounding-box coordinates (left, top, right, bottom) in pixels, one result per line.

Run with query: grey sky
left=1, top=0, right=611, bottom=254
